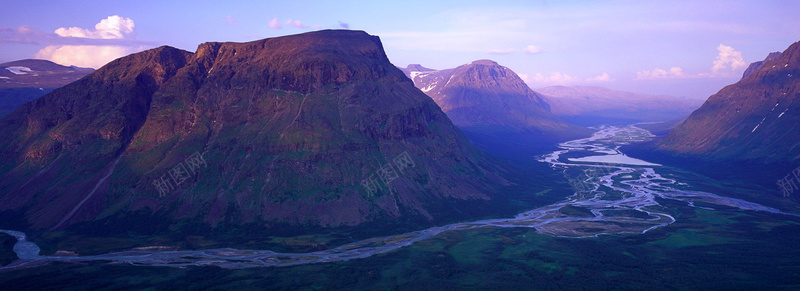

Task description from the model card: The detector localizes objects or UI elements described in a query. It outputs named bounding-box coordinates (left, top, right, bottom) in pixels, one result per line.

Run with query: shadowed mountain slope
left=0, top=30, right=510, bottom=241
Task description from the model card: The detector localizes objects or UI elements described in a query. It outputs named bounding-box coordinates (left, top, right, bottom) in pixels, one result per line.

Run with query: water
left=0, top=230, right=40, bottom=259
left=1, top=125, right=794, bottom=270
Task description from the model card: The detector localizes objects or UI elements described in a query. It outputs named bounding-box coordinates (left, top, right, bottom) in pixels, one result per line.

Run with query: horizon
left=4, top=2, right=800, bottom=288
left=2, top=0, right=800, bottom=99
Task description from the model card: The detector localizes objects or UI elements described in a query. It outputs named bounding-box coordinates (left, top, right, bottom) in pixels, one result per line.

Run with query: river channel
left=1, top=125, right=794, bottom=270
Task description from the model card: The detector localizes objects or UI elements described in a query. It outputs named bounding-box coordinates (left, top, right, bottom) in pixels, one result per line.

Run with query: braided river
left=2, top=125, right=795, bottom=270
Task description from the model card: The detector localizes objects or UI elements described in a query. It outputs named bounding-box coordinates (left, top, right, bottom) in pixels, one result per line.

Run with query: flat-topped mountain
left=0, top=30, right=508, bottom=240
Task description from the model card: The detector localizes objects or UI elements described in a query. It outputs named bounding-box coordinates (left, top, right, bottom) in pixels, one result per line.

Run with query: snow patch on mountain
left=752, top=117, right=767, bottom=133
left=5, top=66, right=33, bottom=75
left=421, top=82, right=438, bottom=92
left=779, top=108, right=788, bottom=118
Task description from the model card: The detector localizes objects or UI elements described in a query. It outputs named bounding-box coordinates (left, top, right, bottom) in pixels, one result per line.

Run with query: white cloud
left=636, top=44, right=747, bottom=80
left=711, top=44, right=745, bottom=75
left=635, top=45, right=746, bottom=80
left=487, top=48, right=516, bottom=54
left=486, top=44, right=542, bottom=55
left=0, top=25, right=52, bottom=45
left=382, top=30, right=523, bottom=53
left=225, top=15, right=237, bottom=25
left=523, top=45, right=543, bottom=54
left=34, top=15, right=146, bottom=68
left=285, top=19, right=308, bottom=28
left=35, top=45, right=139, bottom=68
left=55, top=15, right=134, bottom=39
left=586, top=72, right=613, bottom=82
left=523, top=72, right=613, bottom=85
left=379, top=9, right=531, bottom=53
left=16, top=25, right=33, bottom=34
left=269, top=17, right=282, bottom=29
left=531, top=72, right=582, bottom=85
left=636, top=67, right=686, bottom=80
left=0, top=25, right=148, bottom=47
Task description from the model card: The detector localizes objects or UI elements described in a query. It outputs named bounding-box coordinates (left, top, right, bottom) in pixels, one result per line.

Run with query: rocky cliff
left=0, top=30, right=508, bottom=238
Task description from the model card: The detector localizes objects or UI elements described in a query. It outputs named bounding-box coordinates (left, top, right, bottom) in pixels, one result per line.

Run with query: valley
left=3, top=2, right=800, bottom=288
left=3, top=126, right=796, bottom=277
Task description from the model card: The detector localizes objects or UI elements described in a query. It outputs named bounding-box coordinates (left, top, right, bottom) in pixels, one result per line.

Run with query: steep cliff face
left=658, top=41, right=800, bottom=164
left=0, top=30, right=507, bottom=235
left=403, top=60, right=587, bottom=139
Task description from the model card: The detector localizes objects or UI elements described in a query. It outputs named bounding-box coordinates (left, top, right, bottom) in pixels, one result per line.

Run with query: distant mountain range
left=0, top=59, right=93, bottom=117
left=400, top=60, right=589, bottom=143
left=0, top=30, right=510, bottom=241
left=537, top=86, right=703, bottom=126
left=658, top=41, right=800, bottom=166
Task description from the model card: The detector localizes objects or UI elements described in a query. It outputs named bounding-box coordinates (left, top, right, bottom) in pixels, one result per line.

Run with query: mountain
left=537, top=86, right=703, bottom=127
left=399, top=64, right=435, bottom=76
left=658, top=41, right=800, bottom=165
left=401, top=60, right=588, bottom=141
left=0, top=30, right=510, bottom=243
left=742, top=52, right=781, bottom=80
left=0, top=59, right=93, bottom=117
left=0, top=59, right=92, bottom=88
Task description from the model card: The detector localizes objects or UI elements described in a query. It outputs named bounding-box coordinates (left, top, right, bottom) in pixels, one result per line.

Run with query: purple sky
left=2, top=0, right=799, bottom=99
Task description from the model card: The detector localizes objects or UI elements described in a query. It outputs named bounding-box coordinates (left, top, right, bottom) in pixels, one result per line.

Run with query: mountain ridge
left=742, top=51, right=781, bottom=80
left=537, top=85, right=703, bottom=126
left=401, top=61, right=586, bottom=139
left=0, top=59, right=93, bottom=89
left=0, top=30, right=511, bottom=242
left=657, top=40, right=800, bottom=166
left=0, top=59, right=93, bottom=117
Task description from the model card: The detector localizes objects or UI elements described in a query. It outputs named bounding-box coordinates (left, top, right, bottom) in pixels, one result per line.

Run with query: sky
left=2, top=0, right=800, bottom=99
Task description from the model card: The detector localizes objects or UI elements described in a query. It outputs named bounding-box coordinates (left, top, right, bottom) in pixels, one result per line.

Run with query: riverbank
left=0, top=233, right=16, bottom=266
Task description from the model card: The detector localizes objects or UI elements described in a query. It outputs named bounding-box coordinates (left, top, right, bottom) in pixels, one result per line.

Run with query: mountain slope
left=0, top=59, right=93, bottom=117
left=742, top=52, right=781, bottom=80
left=537, top=86, right=703, bottom=126
left=402, top=60, right=588, bottom=140
left=0, top=30, right=508, bottom=240
left=658, top=41, right=800, bottom=164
